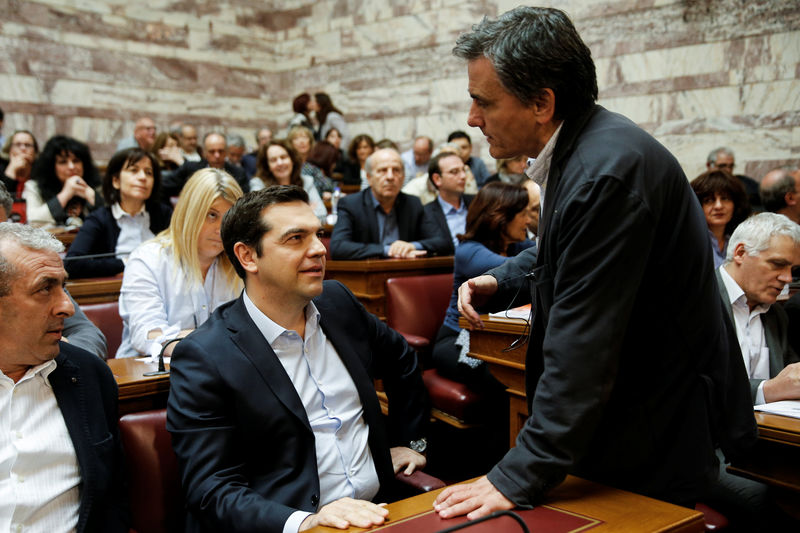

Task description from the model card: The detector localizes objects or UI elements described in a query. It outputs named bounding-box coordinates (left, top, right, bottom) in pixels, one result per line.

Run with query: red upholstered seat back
left=81, top=301, right=123, bottom=358
left=385, top=273, right=454, bottom=347
left=119, top=409, right=181, bottom=533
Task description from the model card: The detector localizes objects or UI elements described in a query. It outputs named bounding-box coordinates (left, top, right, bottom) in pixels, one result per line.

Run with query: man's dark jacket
left=424, top=194, right=474, bottom=255
left=483, top=105, right=757, bottom=506
left=161, top=160, right=249, bottom=199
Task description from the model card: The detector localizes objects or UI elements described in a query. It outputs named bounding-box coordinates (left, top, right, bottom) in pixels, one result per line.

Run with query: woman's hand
left=57, top=175, right=96, bottom=206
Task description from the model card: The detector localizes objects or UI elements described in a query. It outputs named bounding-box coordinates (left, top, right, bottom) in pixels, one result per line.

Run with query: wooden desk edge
left=327, top=256, right=454, bottom=272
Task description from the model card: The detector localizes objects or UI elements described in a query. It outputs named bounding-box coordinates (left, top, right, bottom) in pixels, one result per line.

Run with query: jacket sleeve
left=65, top=210, right=125, bottom=279
left=166, top=336, right=301, bottom=532
left=329, top=196, right=384, bottom=259
left=63, top=291, right=108, bottom=359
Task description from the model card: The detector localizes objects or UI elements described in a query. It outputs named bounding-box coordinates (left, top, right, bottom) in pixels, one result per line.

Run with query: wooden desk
left=308, top=475, right=703, bottom=532
left=459, top=316, right=528, bottom=447
left=326, top=256, right=453, bottom=320
left=66, top=275, right=122, bottom=304
left=728, top=412, right=800, bottom=494
left=107, top=358, right=170, bottom=416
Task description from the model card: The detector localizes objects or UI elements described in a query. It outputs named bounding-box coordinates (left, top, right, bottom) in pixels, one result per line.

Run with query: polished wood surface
left=728, top=412, right=800, bottom=493
left=326, top=256, right=453, bottom=320
left=66, top=275, right=122, bottom=304
left=107, top=357, right=170, bottom=415
left=308, top=476, right=704, bottom=532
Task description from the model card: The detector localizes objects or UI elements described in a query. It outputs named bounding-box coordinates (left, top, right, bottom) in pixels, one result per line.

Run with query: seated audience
left=710, top=212, right=800, bottom=529
left=162, top=132, right=249, bottom=198
left=1, top=130, right=38, bottom=200
left=0, top=222, right=127, bottom=531
left=241, top=127, right=272, bottom=178
left=178, top=123, right=202, bottom=162
left=706, top=146, right=761, bottom=211
left=401, top=136, right=434, bottom=184
left=423, top=151, right=473, bottom=254
left=25, top=135, right=102, bottom=226
left=117, top=168, right=243, bottom=358
left=226, top=132, right=247, bottom=168
left=330, top=148, right=449, bottom=259
left=307, top=140, right=341, bottom=200
left=447, top=130, right=487, bottom=189
left=324, top=127, right=348, bottom=180
left=485, top=155, right=528, bottom=185
left=760, top=166, right=800, bottom=224
left=344, top=134, right=375, bottom=187
left=289, top=125, right=333, bottom=196
left=167, top=185, right=428, bottom=533
left=287, top=92, right=317, bottom=134
left=402, top=143, right=461, bottom=205
left=691, top=169, right=750, bottom=268
left=152, top=131, right=185, bottom=171
left=433, top=182, right=536, bottom=386
left=375, top=138, right=399, bottom=150
left=315, top=92, right=349, bottom=148
left=249, top=139, right=327, bottom=220
left=64, top=148, right=172, bottom=279
left=116, top=116, right=156, bottom=152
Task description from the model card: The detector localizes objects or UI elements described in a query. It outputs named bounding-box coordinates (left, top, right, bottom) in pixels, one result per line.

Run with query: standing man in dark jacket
left=435, top=6, right=756, bottom=518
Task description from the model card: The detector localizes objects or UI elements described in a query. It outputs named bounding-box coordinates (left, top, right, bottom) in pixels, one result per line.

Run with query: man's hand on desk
left=763, top=362, right=800, bottom=403
left=390, top=446, right=426, bottom=475
left=299, top=497, right=388, bottom=531
left=433, top=475, right=513, bottom=520
left=457, top=275, right=498, bottom=329
left=387, top=240, right=427, bottom=259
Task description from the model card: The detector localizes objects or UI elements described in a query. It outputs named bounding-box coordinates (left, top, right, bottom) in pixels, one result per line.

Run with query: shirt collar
left=111, top=202, right=146, bottom=220
left=436, top=194, right=464, bottom=214
left=0, top=358, right=58, bottom=387
left=242, top=289, right=320, bottom=345
left=525, top=122, right=563, bottom=187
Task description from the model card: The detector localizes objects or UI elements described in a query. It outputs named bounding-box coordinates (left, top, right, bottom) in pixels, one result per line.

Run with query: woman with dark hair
left=433, top=182, right=536, bottom=385
left=152, top=131, right=185, bottom=170
left=288, top=125, right=333, bottom=197
left=306, top=141, right=340, bottom=181
left=65, top=148, right=173, bottom=279
left=287, top=92, right=317, bottom=134
left=344, top=133, right=375, bottom=187
left=691, top=169, right=750, bottom=268
left=315, top=92, right=349, bottom=149
left=24, top=135, right=102, bottom=226
left=250, top=139, right=327, bottom=220
left=1, top=130, right=39, bottom=200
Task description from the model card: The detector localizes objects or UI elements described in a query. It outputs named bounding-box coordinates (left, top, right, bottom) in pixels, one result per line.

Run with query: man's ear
left=532, top=88, right=556, bottom=125
left=233, top=242, right=259, bottom=275
left=431, top=173, right=442, bottom=189
left=732, top=242, right=748, bottom=266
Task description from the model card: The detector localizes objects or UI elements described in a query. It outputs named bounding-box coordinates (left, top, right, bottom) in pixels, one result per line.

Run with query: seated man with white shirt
left=0, top=222, right=127, bottom=532
left=711, top=212, right=800, bottom=528
left=167, top=185, right=429, bottom=533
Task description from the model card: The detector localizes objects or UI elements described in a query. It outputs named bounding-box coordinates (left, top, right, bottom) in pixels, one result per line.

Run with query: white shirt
left=719, top=267, right=771, bottom=404
left=401, top=174, right=437, bottom=205
left=242, top=291, right=378, bottom=533
left=117, top=240, right=241, bottom=357
left=0, top=360, right=81, bottom=533
left=111, top=202, right=153, bottom=262
left=525, top=122, right=563, bottom=228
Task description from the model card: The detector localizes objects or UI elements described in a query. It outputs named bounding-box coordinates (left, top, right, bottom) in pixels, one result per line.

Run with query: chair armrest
left=397, top=332, right=430, bottom=351
left=394, top=470, right=446, bottom=493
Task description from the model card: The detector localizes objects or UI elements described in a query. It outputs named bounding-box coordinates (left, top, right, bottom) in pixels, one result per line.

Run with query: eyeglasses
left=11, top=142, right=35, bottom=150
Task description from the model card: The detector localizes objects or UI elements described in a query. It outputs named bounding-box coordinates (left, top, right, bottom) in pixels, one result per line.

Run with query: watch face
left=410, top=438, right=427, bottom=453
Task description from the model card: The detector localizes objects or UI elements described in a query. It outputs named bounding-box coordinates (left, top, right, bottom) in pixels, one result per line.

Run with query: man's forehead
left=261, top=201, right=318, bottom=229
left=439, top=154, right=463, bottom=169
left=1, top=242, right=65, bottom=282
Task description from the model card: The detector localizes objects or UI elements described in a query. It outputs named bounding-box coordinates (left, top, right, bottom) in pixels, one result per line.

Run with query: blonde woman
left=117, top=168, right=243, bottom=357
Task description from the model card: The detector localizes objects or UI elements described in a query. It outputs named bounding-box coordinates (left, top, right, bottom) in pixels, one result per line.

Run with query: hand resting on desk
left=300, top=497, right=388, bottom=531
left=434, top=475, right=514, bottom=520
left=391, top=446, right=426, bottom=475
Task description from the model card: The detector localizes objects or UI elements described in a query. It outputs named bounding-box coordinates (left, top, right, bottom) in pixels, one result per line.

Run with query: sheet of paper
left=488, top=303, right=532, bottom=322
left=754, top=400, right=800, bottom=419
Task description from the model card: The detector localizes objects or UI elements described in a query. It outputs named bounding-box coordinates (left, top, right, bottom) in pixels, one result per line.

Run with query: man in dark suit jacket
left=167, top=186, right=429, bottom=533
left=436, top=7, right=756, bottom=519
left=330, top=148, right=449, bottom=259
left=0, top=222, right=127, bottom=532
left=162, top=132, right=249, bottom=198
left=423, top=151, right=474, bottom=255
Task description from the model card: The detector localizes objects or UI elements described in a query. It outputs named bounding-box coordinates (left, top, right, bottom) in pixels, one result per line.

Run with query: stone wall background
left=1, top=0, right=798, bottom=180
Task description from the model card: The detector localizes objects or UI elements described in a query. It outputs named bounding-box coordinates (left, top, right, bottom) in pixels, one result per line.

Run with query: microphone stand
left=435, top=510, right=529, bottom=533
left=143, top=338, right=179, bottom=376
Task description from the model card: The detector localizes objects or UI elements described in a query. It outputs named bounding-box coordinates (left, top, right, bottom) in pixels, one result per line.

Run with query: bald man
left=760, top=167, right=800, bottom=224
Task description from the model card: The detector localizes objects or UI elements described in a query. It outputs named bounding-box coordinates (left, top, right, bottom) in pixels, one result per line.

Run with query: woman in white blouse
left=117, top=168, right=244, bottom=358
left=249, top=139, right=327, bottom=220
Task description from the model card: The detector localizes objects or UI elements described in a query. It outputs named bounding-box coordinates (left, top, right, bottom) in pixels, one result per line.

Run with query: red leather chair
left=695, top=503, right=729, bottom=531
left=81, top=301, right=123, bottom=358
left=119, top=409, right=181, bottom=533
left=385, top=274, right=485, bottom=427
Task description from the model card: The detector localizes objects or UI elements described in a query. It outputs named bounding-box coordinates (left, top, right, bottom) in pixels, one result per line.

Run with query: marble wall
left=1, top=0, right=798, bottom=180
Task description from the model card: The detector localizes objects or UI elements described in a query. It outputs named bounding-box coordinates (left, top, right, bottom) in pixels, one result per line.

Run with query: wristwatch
left=409, top=437, right=428, bottom=454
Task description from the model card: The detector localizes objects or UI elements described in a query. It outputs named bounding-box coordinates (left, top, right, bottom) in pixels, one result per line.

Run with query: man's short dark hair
left=221, top=185, right=309, bottom=280
left=453, top=6, right=597, bottom=121
left=447, top=131, right=470, bottom=144
left=427, top=151, right=462, bottom=190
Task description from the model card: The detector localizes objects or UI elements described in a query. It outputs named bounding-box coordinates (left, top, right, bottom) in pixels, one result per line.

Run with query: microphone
left=143, top=338, right=178, bottom=377
left=435, top=510, right=530, bottom=533
left=62, top=251, right=130, bottom=261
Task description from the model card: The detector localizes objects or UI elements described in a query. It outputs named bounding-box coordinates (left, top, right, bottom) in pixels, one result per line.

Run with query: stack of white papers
left=754, top=400, right=800, bottom=419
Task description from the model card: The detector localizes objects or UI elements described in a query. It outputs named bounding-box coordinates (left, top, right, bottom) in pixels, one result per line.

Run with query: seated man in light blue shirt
left=167, top=185, right=429, bottom=533
left=423, top=152, right=473, bottom=255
